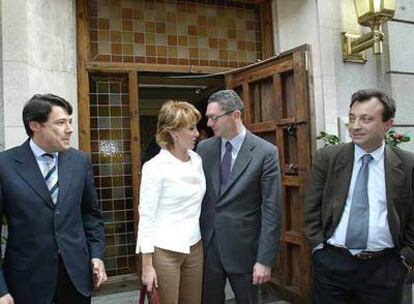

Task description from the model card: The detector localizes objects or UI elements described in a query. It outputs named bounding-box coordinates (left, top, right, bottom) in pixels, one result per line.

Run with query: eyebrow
left=54, top=118, right=72, bottom=122
left=349, top=113, right=372, bottom=118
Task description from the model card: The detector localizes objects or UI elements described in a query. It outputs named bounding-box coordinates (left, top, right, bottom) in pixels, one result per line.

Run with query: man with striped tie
left=0, top=94, right=106, bottom=304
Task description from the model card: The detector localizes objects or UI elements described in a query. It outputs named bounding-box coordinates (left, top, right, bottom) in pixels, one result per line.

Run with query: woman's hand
left=142, top=265, right=158, bottom=292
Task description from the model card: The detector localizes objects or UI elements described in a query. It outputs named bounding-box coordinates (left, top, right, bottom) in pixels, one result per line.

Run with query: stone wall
left=273, top=0, right=414, bottom=151
left=388, top=0, right=414, bottom=151
left=1, top=0, right=78, bottom=150
left=0, top=4, right=4, bottom=151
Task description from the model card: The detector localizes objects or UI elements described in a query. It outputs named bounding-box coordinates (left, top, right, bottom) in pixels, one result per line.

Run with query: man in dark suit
left=304, top=89, right=414, bottom=304
left=196, top=90, right=281, bottom=304
left=0, top=94, right=107, bottom=304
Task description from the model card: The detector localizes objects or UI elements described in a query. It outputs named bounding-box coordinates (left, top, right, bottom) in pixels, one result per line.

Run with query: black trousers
left=53, top=256, right=91, bottom=304
left=202, top=235, right=258, bottom=304
left=312, top=244, right=408, bottom=304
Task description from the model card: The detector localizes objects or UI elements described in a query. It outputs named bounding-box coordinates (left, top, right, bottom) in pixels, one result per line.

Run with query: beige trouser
left=153, top=241, right=203, bottom=304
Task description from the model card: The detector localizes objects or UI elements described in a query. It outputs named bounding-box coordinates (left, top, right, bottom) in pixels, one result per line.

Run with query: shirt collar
left=221, top=126, right=246, bottom=154
left=354, top=142, right=385, bottom=163
left=29, top=139, right=58, bottom=159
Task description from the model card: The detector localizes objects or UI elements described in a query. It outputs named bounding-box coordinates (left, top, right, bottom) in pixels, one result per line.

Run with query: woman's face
left=174, top=123, right=199, bottom=150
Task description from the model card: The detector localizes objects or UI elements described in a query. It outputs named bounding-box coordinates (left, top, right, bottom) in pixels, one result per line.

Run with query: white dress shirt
left=328, top=143, right=394, bottom=253
left=221, top=126, right=246, bottom=170
left=30, top=139, right=59, bottom=178
left=136, top=149, right=206, bottom=254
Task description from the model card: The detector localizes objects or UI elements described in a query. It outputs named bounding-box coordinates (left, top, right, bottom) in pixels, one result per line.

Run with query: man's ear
left=385, top=118, right=394, bottom=131
left=29, top=121, right=41, bottom=134
left=233, top=110, right=241, bottom=120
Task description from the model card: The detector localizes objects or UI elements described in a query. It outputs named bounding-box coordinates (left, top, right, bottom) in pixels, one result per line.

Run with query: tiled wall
left=88, top=0, right=262, bottom=68
left=89, top=74, right=136, bottom=277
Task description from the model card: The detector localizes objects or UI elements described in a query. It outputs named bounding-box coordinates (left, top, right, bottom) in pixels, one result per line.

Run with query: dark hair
left=207, top=89, right=244, bottom=113
left=350, top=89, right=396, bottom=121
left=23, top=94, right=73, bottom=137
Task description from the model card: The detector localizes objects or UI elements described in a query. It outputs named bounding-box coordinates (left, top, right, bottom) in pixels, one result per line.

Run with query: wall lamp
left=342, top=0, right=396, bottom=63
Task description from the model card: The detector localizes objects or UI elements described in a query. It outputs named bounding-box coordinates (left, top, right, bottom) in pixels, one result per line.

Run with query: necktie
left=345, top=154, right=374, bottom=249
left=220, top=141, right=233, bottom=186
left=43, top=153, right=59, bottom=204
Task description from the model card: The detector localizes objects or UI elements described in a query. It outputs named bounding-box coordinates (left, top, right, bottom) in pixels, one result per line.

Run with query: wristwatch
left=401, top=255, right=413, bottom=272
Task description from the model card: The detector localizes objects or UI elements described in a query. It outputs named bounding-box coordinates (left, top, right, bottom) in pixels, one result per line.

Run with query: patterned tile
left=88, top=0, right=262, bottom=67
left=89, top=75, right=136, bottom=277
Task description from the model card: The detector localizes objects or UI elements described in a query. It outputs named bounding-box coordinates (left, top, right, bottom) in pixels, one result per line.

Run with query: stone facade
left=273, top=0, right=414, bottom=150
left=0, top=0, right=77, bottom=150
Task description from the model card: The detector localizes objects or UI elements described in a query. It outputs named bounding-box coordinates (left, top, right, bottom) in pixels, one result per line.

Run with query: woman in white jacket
left=136, top=100, right=205, bottom=304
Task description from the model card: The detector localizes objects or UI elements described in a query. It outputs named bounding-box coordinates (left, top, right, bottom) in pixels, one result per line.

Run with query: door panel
left=225, top=45, right=312, bottom=303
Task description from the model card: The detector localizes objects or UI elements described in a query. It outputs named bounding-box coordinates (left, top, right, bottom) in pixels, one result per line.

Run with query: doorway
left=138, top=72, right=224, bottom=165
left=88, top=71, right=224, bottom=283
left=86, top=44, right=313, bottom=303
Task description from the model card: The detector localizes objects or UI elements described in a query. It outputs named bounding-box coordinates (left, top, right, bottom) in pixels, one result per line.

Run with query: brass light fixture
left=342, top=0, right=396, bottom=63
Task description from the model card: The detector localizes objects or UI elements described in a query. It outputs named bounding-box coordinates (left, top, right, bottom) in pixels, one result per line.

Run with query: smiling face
left=30, top=106, right=73, bottom=152
left=173, top=123, right=199, bottom=151
left=348, top=97, right=393, bottom=152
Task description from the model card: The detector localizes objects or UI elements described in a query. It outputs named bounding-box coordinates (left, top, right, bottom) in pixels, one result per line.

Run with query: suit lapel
left=14, top=141, right=55, bottom=209
left=384, top=146, right=405, bottom=244
left=332, top=143, right=355, bottom=223
left=384, top=145, right=405, bottom=201
left=56, top=150, right=73, bottom=205
left=219, top=132, right=254, bottom=198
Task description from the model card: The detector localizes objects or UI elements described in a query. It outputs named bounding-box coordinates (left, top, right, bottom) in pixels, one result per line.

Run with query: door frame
left=76, top=0, right=277, bottom=288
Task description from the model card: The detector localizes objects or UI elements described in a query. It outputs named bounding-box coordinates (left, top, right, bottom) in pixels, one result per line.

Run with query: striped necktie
left=43, top=153, right=58, bottom=204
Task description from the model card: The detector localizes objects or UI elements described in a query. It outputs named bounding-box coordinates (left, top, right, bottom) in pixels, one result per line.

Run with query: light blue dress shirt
left=328, top=143, right=394, bottom=254
left=221, top=126, right=247, bottom=171
left=29, top=139, right=59, bottom=178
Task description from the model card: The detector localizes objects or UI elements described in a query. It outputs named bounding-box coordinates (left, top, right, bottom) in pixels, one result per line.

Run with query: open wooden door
left=225, top=45, right=312, bottom=304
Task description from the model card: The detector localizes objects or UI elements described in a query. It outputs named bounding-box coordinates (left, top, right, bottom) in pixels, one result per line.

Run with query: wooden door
left=225, top=45, right=312, bottom=303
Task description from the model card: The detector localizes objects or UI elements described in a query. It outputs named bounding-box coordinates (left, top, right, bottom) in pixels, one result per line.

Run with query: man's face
left=206, top=102, right=236, bottom=139
left=348, top=97, right=393, bottom=152
left=30, top=106, right=73, bottom=153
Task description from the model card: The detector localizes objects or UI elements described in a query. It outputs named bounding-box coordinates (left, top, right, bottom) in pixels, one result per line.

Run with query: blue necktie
left=220, top=141, right=233, bottom=186
left=43, top=153, right=59, bottom=204
left=345, top=154, right=373, bottom=249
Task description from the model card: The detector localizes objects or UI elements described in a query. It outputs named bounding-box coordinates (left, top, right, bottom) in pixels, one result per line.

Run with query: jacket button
left=55, top=209, right=60, bottom=215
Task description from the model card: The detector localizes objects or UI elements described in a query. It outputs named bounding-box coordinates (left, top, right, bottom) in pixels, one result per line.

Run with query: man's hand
left=252, top=262, right=271, bottom=285
left=91, top=258, right=107, bottom=289
left=0, top=293, right=14, bottom=304
left=141, top=265, right=158, bottom=292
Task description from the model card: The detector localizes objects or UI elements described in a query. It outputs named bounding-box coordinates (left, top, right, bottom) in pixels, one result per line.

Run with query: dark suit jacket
left=196, top=131, right=281, bottom=273
left=0, top=140, right=105, bottom=304
left=304, top=143, right=414, bottom=265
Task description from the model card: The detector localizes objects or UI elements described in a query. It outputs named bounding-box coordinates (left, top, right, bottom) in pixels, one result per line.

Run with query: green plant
left=384, top=130, right=411, bottom=147
left=317, top=130, right=411, bottom=148
left=316, top=131, right=342, bottom=146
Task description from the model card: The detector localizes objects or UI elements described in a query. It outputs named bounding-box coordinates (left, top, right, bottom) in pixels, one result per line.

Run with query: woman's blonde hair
left=155, top=100, right=201, bottom=149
